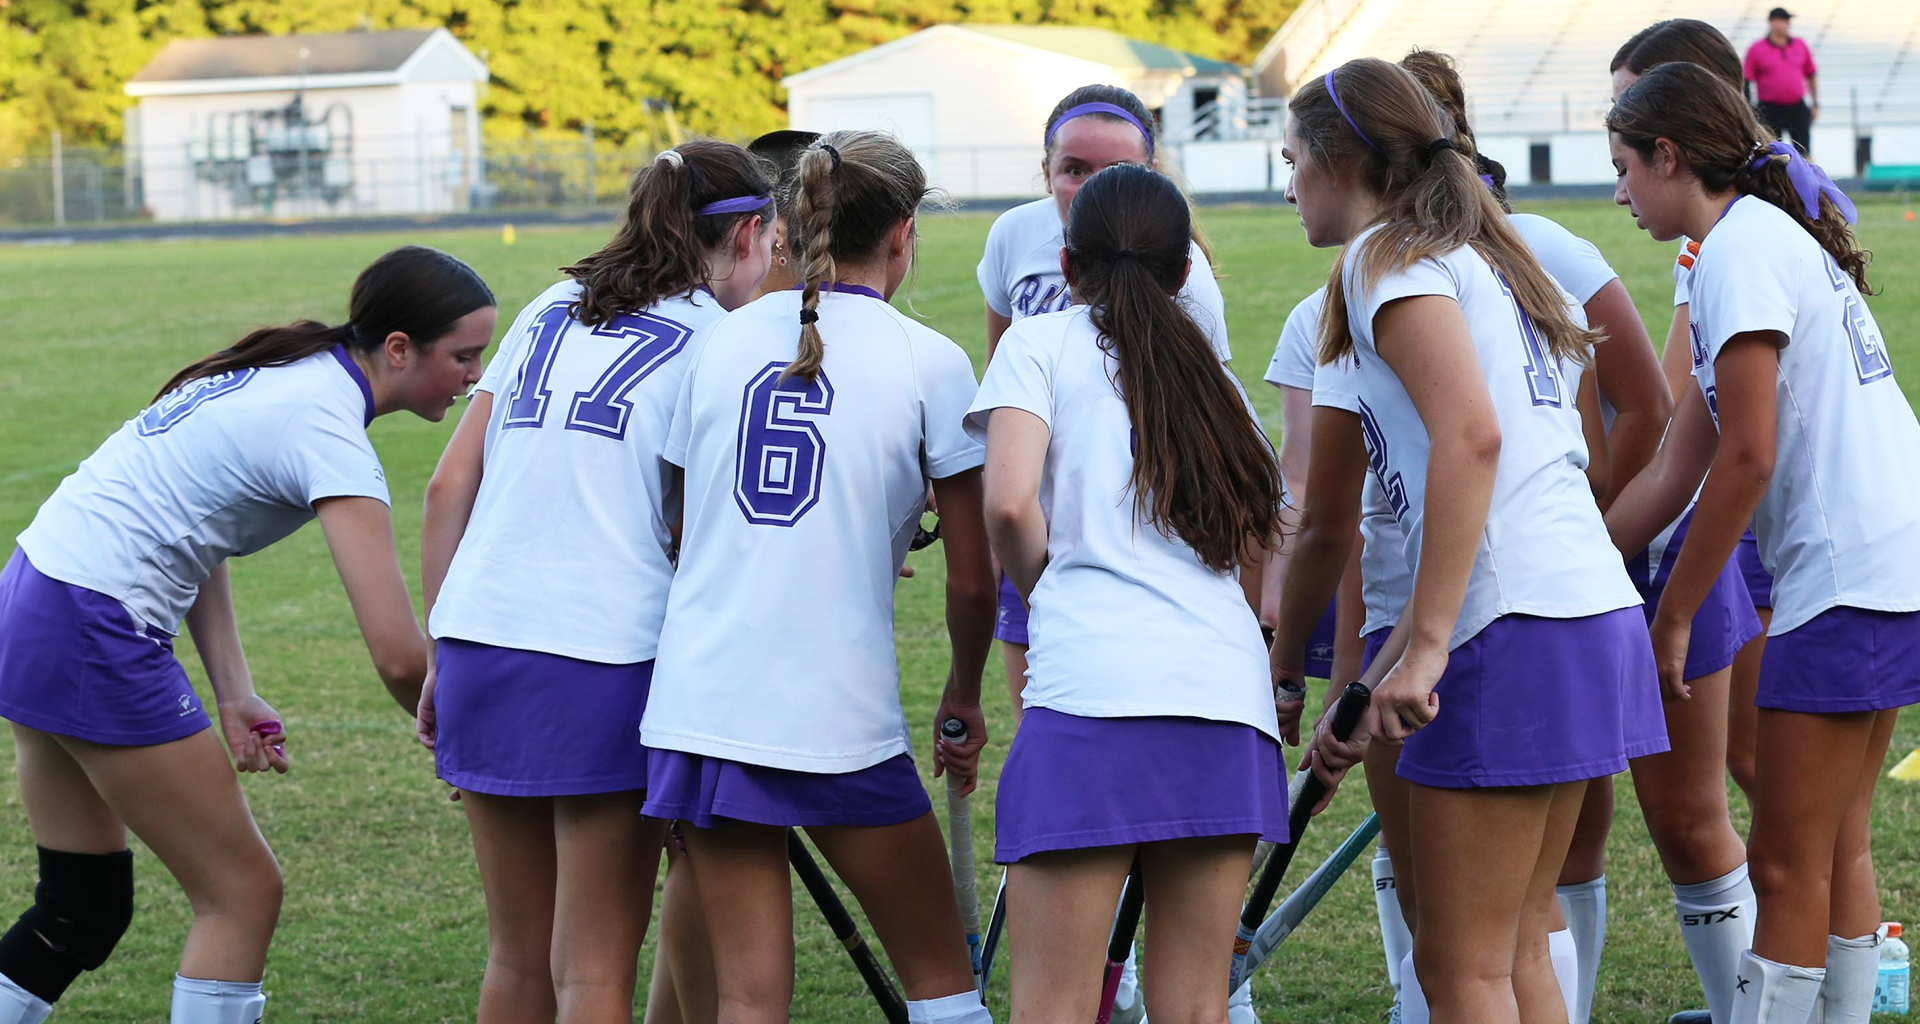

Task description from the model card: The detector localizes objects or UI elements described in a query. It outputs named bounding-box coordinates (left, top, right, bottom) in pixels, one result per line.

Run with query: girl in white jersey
left=417, top=141, right=773, bottom=1023
left=968, top=162, right=1286, bottom=1024
left=1605, top=65, right=1920, bottom=1024
left=0, top=248, right=493, bottom=1024
left=640, top=131, right=996, bottom=1024
left=1287, top=59, right=1664, bottom=1024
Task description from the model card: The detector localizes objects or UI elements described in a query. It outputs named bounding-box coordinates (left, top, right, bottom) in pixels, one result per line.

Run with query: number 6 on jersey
left=735, top=361, right=835, bottom=526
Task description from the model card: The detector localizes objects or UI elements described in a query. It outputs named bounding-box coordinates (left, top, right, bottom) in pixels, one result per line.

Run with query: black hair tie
left=1114, top=248, right=1140, bottom=260
left=1427, top=138, right=1457, bottom=159
left=799, top=308, right=820, bottom=325
left=818, top=143, right=841, bottom=171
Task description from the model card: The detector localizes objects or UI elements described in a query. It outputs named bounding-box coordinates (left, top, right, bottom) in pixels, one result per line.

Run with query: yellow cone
left=502, top=224, right=517, bottom=246
left=1892, top=747, right=1920, bottom=781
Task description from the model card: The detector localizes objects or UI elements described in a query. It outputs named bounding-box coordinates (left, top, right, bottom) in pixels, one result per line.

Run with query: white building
left=125, top=29, right=488, bottom=221
left=782, top=24, right=1243, bottom=199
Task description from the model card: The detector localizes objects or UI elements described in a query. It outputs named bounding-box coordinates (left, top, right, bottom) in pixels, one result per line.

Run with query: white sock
left=1674, top=863, right=1759, bottom=1024
left=0, top=973, right=51, bottom=1024
left=1373, top=845, right=1413, bottom=995
left=1116, top=942, right=1141, bottom=1003
left=1550, top=928, right=1580, bottom=1021
left=1399, top=951, right=1430, bottom=1024
left=1227, top=978, right=1257, bottom=1024
left=171, top=975, right=266, bottom=1024
left=1556, top=875, right=1607, bottom=1024
left=1817, top=933, right=1880, bottom=1024
left=1731, top=950, right=1823, bottom=1024
left=908, top=989, right=992, bottom=1024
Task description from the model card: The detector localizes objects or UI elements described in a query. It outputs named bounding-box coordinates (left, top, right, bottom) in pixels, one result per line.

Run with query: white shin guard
left=0, top=973, right=51, bottom=1024
left=1730, top=950, right=1824, bottom=1024
left=1556, top=875, right=1607, bottom=1024
left=1549, top=928, right=1580, bottom=1021
left=1673, top=863, right=1758, bottom=1024
left=170, top=975, right=266, bottom=1024
left=907, top=989, right=993, bottom=1024
left=1398, top=951, right=1429, bottom=1024
left=1373, top=845, right=1413, bottom=995
left=1816, top=933, right=1880, bottom=1024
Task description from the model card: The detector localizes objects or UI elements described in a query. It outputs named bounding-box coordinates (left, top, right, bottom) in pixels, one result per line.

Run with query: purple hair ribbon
left=1479, top=173, right=1496, bottom=187
left=1324, top=71, right=1385, bottom=158
left=1045, top=102, right=1154, bottom=154
left=1749, top=141, right=1856, bottom=224
left=697, top=195, right=771, bottom=216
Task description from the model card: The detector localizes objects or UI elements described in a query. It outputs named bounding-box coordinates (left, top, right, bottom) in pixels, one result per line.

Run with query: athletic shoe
left=1112, top=954, right=1147, bottom=1024
left=1227, top=981, right=1258, bottom=1024
left=1666, top=1012, right=1712, bottom=1023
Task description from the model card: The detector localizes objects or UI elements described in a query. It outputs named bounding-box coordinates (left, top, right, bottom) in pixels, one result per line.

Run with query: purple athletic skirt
left=995, top=574, right=1029, bottom=645
left=1737, top=531, right=1773, bottom=609
left=1757, top=606, right=1920, bottom=713
left=994, top=708, right=1288, bottom=863
left=642, top=750, right=931, bottom=829
left=432, top=638, right=652, bottom=797
left=1361, top=627, right=1393, bottom=674
left=0, top=549, right=208, bottom=746
left=1630, top=510, right=1763, bottom=680
left=1304, top=599, right=1339, bottom=679
left=1397, top=608, right=1667, bottom=789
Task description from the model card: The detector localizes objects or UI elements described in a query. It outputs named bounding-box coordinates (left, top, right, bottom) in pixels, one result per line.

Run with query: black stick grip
left=789, top=831, right=908, bottom=1024
left=1239, top=682, right=1372, bottom=930
left=1107, top=866, right=1145, bottom=963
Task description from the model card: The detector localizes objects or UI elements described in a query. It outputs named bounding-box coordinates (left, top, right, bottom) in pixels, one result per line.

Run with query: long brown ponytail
left=1066, top=164, right=1281, bottom=573
left=1607, top=63, right=1872, bottom=293
left=1288, top=58, right=1600, bottom=366
left=1396, top=49, right=1512, bottom=212
left=154, top=246, right=493, bottom=401
left=787, top=130, right=934, bottom=382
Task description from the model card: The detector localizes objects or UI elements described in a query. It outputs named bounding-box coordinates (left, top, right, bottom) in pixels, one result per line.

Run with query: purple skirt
left=1632, top=510, right=1763, bottom=681
left=1304, top=599, right=1339, bottom=679
left=1757, top=606, right=1920, bottom=713
left=1361, top=627, right=1393, bottom=674
left=643, top=750, right=931, bottom=829
left=0, top=550, right=208, bottom=746
left=994, top=708, right=1288, bottom=863
left=1397, top=608, right=1668, bottom=789
left=995, top=574, right=1029, bottom=646
left=433, top=638, right=651, bottom=797
left=1737, top=531, right=1773, bottom=609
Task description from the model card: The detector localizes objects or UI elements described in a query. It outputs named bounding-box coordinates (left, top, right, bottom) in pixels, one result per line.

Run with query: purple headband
left=1324, top=71, right=1385, bottom=158
left=1748, top=141, right=1856, bottom=224
left=1045, top=102, right=1154, bottom=154
left=697, top=195, right=771, bottom=216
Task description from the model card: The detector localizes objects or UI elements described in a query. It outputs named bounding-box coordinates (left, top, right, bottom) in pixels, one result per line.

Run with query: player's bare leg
left=810, top=813, right=977, bottom=1001
left=1138, top=836, right=1255, bottom=1024
left=1724, top=615, right=1770, bottom=802
left=551, top=792, right=659, bottom=1023
left=679, top=820, right=793, bottom=1024
left=1006, top=844, right=1134, bottom=1024
left=1514, top=781, right=1587, bottom=1024
left=643, top=839, right=717, bottom=1024
left=462, top=792, right=558, bottom=1024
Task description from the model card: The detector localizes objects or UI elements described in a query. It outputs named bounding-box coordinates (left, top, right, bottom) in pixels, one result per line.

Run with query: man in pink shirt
left=1745, top=6, right=1820, bottom=153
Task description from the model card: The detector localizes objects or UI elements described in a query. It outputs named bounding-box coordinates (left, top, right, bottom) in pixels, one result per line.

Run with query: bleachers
left=1271, top=0, right=1920, bottom=138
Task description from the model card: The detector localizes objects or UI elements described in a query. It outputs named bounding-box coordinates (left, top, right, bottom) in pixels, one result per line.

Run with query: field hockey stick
left=1094, top=863, right=1146, bottom=1024
left=1236, top=812, right=1382, bottom=986
left=940, top=718, right=983, bottom=981
left=787, top=830, right=908, bottom=1024
left=977, top=868, right=1009, bottom=998
left=1228, top=681, right=1371, bottom=991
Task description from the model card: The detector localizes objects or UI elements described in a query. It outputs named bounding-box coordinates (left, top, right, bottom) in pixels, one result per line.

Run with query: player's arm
left=315, top=496, right=431, bottom=713
left=184, top=562, right=287, bottom=774
left=1327, top=546, right=1366, bottom=694
left=1661, top=304, right=1696, bottom=410
left=931, top=466, right=995, bottom=794
left=1261, top=384, right=1314, bottom=628
left=985, top=310, right=1013, bottom=360
left=421, top=392, right=491, bottom=615
left=1586, top=279, right=1672, bottom=507
left=982, top=408, right=1050, bottom=600
left=1272, top=406, right=1365, bottom=682
left=1577, top=370, right=1611, bottom=501
left=1605, top=384, right=1719, bottom=558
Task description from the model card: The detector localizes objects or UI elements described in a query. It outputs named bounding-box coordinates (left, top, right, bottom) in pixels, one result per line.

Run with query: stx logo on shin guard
left=1375, top=878, right=1397, bottom=891
left=1680, top=907, right=1743, bottom=926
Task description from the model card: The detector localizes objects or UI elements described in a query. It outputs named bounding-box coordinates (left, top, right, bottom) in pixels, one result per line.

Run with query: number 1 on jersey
left=1496, top=273, right=1566, bottom=408
left=502, top=301, right=692, bottom=439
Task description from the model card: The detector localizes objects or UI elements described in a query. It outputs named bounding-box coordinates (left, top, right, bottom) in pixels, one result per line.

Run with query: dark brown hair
left=1611, top=19, right=1743, bottom=91
left=1290, top=58, right=1598, bottom=364
left=1066, top=164, right=1281, bottom=573
left=787, top=130, right=935, bottom=382
left=155, top=246, right=493, bottom=401
left=562, top=139, right=772, bottom=327
left=1607, top=63, right=1872, bottom=292
left=1397, top=48, right=1511, bottom=212
left=750, top=129, right=821, bottom=222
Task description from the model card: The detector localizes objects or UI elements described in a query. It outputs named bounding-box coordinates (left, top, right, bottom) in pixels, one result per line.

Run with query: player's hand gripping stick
left=941, top=718, right=983, bottom=982
left=1229, top=681, right=1371, bottom=991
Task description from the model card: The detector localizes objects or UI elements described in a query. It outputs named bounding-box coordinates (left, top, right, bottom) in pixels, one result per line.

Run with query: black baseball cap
left=1768, top=7, right=1793, bottom=19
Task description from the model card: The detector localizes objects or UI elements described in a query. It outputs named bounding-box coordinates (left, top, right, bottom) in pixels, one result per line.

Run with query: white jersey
left=964, top=306, right=1278, bottom=740
left=977, top=197, right=1232, bottom=362
left=18, top=347, right=388, bottom=633
left=1674, top=237, right=1701, bottom=307
left=1264, top=289, right=1322, bottom=392
left=429, top=280, right=721, bottom=663
left=1338, top=227, right=1640, bottom=649
left=1687, top=196, right=1920, bottom=634
left=641, top=286, right=985, bottom=772
left=1510, top=213, right=1617, bottom=308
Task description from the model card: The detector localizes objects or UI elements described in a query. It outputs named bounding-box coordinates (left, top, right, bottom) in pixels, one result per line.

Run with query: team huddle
left=0, top=15, right=1912, bottom=1024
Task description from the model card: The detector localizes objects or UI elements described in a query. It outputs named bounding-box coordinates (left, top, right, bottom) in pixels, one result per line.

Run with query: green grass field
left=0, top=198, right=1916, bottom=1022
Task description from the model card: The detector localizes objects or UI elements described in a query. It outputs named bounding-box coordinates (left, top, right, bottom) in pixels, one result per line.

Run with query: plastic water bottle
left=1878, top=921, right=1910, bottom=1015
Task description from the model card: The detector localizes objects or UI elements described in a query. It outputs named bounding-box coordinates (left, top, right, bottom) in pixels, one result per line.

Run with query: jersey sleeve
left=977, top=216, right=1013, bottom=318
left=1344, top=238, right=1459, bottom=354
left=662, top=329, right=711, bottom=469
left=1522, top=217, right=1617, bottom=305
left=1692, top=216, right=1799, bottom=364
left=1673, top=239, right=1699, bottom=308
left=1311, top=355, right=1363, bottom=414
left=917, top=337, right=987, bottom=479
left=1265, top=291, right=1322, bottom=391
left=1800, top=41, right=1818, bottom=76
left=277, top=405, right=391, bottom=508
left=1181, top=241, right=1232, bottom=362
left=965, top=319, right=1055, bottom=444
